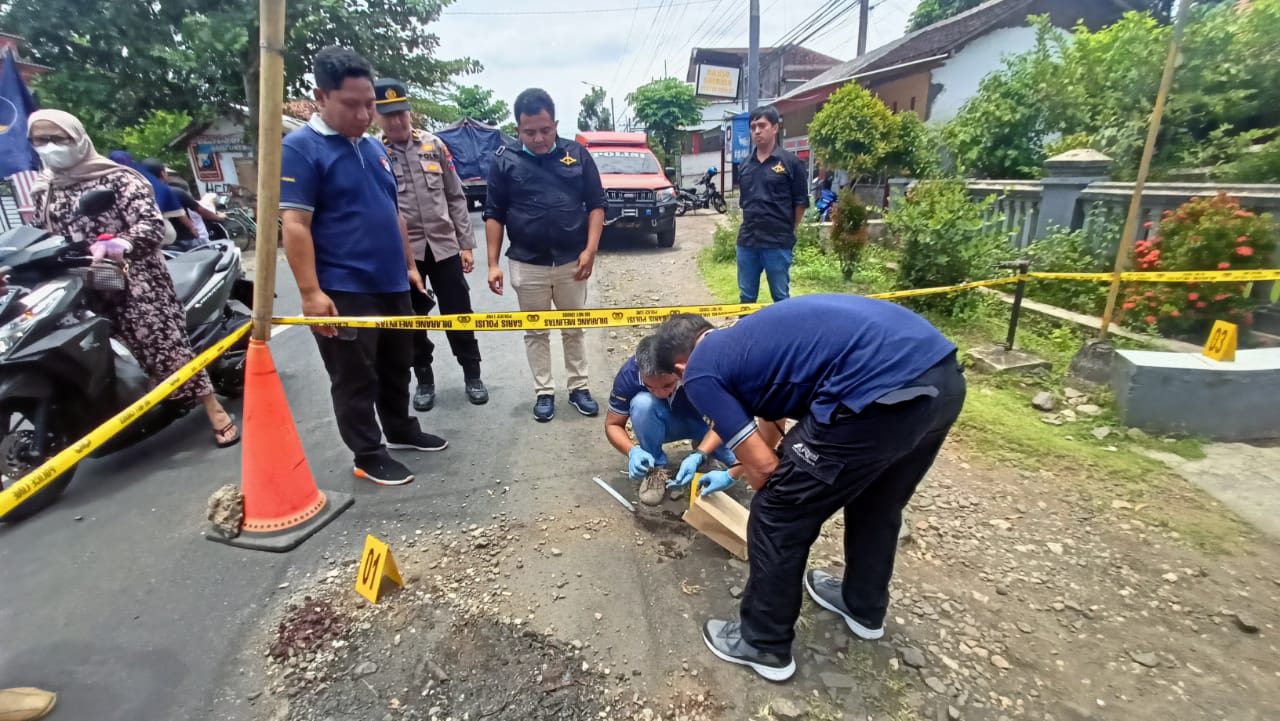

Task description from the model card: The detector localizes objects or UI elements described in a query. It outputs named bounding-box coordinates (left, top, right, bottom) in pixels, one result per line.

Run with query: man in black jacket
left=483, top=88, right=607, bottom=422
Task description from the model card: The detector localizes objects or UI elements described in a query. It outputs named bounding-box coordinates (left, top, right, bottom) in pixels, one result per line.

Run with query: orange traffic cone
left=208, top=339, right=352, bottom=552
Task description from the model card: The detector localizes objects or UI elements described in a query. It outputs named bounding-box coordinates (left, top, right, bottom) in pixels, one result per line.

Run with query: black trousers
left=313, top=290, right=421, bottom=459
left=413, top=253, right=482, bottom=383
left=739, top=355, right=966, bottom=656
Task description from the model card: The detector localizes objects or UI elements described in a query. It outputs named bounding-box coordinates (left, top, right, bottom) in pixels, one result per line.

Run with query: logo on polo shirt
left=560, top=153, right=578, bottom=167
left=771, top=162, right=786, bottom=174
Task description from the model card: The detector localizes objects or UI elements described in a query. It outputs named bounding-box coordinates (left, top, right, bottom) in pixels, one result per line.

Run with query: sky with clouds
left=430, top=0, right=923, bottom=128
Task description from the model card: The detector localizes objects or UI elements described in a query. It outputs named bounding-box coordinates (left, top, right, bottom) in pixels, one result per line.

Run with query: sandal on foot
left=214, top=416, right=241, bottom=448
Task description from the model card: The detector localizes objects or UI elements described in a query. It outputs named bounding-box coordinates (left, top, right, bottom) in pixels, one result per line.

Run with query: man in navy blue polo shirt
left=735, top=105, right=809, bottom=304
left=280, top=46, right=447, bottom=487
left=603, top=336, right=736, bottom=506
left=653, top=296, right=965, bottom=681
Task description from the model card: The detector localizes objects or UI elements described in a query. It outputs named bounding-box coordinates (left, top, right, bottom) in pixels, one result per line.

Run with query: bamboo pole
left=1098, top=0, right=1193, bottom=338
left=250, top=0, right=287, bottom=342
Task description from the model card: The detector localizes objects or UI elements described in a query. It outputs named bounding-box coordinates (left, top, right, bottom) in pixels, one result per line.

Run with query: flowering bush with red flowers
left=1121, top=192, right=1276, bottom=338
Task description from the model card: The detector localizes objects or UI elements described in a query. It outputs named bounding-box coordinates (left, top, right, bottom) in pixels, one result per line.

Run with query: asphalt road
left=0, top=215, right=623, bottom=721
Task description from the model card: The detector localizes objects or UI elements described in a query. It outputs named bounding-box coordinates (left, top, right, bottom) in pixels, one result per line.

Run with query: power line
left=793, top=0, right=859, bottom=48
left=610, top=0, right=645, bottom=91
left=444, top=0, right=719, bottom=16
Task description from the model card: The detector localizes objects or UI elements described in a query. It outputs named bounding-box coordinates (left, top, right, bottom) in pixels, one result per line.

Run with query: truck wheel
left=657, top=228, right=676, bottom=248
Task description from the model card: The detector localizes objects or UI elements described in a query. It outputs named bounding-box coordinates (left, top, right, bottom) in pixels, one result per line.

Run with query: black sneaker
left=804, top=569, right=885, bottom=640
left=533, top=394, right=555, bottom=422
left=413, top=383, right=436, bottom=412
left=701, top=619, right=795, bottom=682
left=465, top=378, right=489, bottom=405
left=386, top=429, right=449, bottom=452
left=568, top=389, right=599, bottom=417
left=354, top=453, right=414, bottom=486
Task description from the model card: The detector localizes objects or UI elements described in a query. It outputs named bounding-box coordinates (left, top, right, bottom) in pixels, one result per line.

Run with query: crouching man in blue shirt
left=653, top=295, right=966, bottom=682
left=603, top=336, right=736, bottom=507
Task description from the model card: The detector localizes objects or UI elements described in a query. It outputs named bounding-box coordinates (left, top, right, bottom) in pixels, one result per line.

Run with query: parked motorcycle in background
left=0, top=189, right=253, bottom=522
left=205, top=193, right=256, bottom=251
left=676, top=167, right=727, bottom=216
left=815, top=189, right=838, bottom=222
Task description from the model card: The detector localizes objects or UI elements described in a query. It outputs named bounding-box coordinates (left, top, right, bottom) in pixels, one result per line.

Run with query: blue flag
left=0, top=49, right=38, bottom=178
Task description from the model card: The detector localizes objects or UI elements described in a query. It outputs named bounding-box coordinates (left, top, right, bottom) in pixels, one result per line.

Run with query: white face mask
left=35, top=144, right=79, bottom=171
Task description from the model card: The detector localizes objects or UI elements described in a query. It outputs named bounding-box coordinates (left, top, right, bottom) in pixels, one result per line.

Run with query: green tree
left=908, top=0, right=984, bottom=31
left=907, top=0, right=1208, bottom=30
left=942, top=4, right=1280, bottom=180
left=808, top=82, right=899, bottom=178
left=7, top=0, right=481, bottom=142
left=121, top=110, right=194, bottom=171
left=578, top=85, right=614, bottom=132
left=941, top=18, right=1063, bottom=178
left=626, top=78, right=704, bottom=166
left=450, top=85, right=509, bottom=125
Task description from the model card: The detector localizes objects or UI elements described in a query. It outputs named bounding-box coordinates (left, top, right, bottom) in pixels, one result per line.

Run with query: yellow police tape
left=0, top=322, right=252, bottom=519
left=7, top=266, right=1280, bottom=515
left=1030, top=269, right=1280, bottom=283
left=867, top=276, right=1023, bottom=300
left=267, top=279, right=1030, bottom=331
left=271, top=303, right=767, bottom=331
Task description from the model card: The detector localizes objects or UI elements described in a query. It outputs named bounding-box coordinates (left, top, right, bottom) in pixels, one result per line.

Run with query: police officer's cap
left=374, top=78, right=412, bottom=115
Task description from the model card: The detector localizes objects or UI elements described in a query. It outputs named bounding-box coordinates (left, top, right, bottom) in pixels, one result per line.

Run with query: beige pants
left=509, top=259, right=590, bottom=395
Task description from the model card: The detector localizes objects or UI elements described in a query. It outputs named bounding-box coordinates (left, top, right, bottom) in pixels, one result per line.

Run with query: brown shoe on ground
left=0, top=687, right=57, bottom=721
left=639, top=467, right=670, bottom=506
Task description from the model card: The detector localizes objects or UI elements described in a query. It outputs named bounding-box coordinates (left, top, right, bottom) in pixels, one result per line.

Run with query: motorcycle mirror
left=77, top=189, right=118, bottom=217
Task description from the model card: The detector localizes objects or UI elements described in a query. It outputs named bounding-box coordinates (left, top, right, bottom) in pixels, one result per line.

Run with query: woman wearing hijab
left=27, top=109, right=240, bottom=447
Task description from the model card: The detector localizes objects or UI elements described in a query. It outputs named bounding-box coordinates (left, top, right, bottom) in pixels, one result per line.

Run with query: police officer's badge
left=379, top=156, right=392, bottom=173
left=560, top=153, right=578, bottom=167
left=771, top=162, right=786, bottom=174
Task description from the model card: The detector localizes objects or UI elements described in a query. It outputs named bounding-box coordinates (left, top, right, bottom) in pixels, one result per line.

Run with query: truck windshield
left=589, top=150, right=661, bottom=175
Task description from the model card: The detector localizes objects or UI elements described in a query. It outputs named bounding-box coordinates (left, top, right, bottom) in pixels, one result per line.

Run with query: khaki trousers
left=508, top=259, right=590, bottom=395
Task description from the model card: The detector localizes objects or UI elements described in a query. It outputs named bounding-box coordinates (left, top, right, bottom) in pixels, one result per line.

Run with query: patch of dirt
left=251, top=521, right=728, bottom=721
left=592, top=213, right=1280, bottom=720
left=249, top=214, right=1280, bottom=721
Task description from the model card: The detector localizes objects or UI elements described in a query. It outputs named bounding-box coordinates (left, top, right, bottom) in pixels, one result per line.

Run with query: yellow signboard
left=695, top=64, right=741, bottom=99
left=1202, top=320, right=1238, bottom=362
left=355, top=534, right=403, bottom=604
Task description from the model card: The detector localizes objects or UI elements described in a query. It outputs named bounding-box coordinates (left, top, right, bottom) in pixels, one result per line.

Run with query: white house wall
left=928, top=25, right=1041, bottom=123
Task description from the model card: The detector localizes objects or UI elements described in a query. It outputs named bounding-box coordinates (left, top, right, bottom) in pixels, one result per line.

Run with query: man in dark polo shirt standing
left=735, top=105, right=809, bottom=304
left=654, top=296, right=965, bottom=681
left=280, top=46, right=448, bottom=487
left=484, top=88, right=608, bottom=422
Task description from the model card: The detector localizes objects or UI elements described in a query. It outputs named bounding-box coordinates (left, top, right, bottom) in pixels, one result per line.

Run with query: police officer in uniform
left=373, top=78, right=488, bottom=410
left=653, top=296, right=966, bottom=681
left=483, top=88, right=607, bottom=422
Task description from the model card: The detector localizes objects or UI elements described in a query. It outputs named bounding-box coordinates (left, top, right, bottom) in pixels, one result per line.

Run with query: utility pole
left=611, top=98, right=616, bottom=131
left=857, top=0, right=869, bottom=57
left=748, top=0, right=760, bottom=110
left=1098, top=0, right=1192, bottom=338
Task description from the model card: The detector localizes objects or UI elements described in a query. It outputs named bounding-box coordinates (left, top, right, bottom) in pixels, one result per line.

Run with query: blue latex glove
left=628, top=446, right=656, bottom=480
left=697, top=469, right=735, bottom=497
left=674, top=451, right=704, bottom=486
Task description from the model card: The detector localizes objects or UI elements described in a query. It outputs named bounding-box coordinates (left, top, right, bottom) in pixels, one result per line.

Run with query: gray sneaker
left=804, top=569, right=885, bottom=640
left=701, top=619, right=796, bottom=682
left=638, top=467, right=669, bottom=506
